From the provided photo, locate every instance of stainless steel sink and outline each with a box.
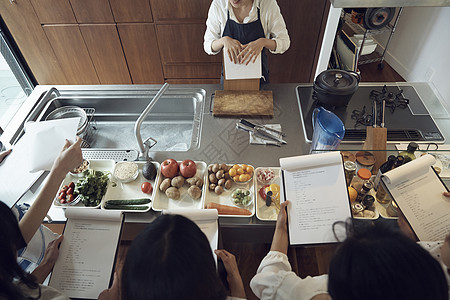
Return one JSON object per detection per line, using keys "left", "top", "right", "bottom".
{"left": 33, "top": 87, "right": 205, "bottom": 152}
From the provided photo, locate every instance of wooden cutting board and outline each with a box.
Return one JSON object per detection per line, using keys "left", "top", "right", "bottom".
{"left": 213, "top": 90, "right": 273, "bottom": 116}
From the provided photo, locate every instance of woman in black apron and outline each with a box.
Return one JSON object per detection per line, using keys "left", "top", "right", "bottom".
{"left": 204, "top": 0, "right": 290, "bottom": 86}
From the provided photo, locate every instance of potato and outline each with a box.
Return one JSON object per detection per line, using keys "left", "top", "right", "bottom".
{"left": 188, "top": 185, "right": 202, "bottom": 199}
{"left": 224, "top": 172, "right": 231, "bottom": 180}
{"left": 186, "top": 176, "right": 203, "bottom": 188}
{"left": 212, "top": 164, "right": 220, "bottom": 173}
{"left": 209, "top": 173, "right": 217, "bottom": 184}
{"left": 220, "top": 163, "right": 228, "bottom": 171}
{"left": 214, "top": 185, "right": 224, "bottom": 195}
{"left": 209, "top": 183, "right": 217, "bottom": 190}
{"left": 208, "top": 165, "right": 213, "bottom": 172}
{"left": 224, "top": 179, "right": 233, "bottom": 190}
{"left": 218, "top": 178, "right": 225, "bottom": 186}
{"left": 165, "top": 187, "right": 180, "bottom": 200}
{"left": 171, "top": 176, "right": 185, "bottom": 188}
{"left": 159, "top": 178, "right": 171, "bottom": 193}
{"left": 216, "top": 170, "right": 224, "bottom": 179}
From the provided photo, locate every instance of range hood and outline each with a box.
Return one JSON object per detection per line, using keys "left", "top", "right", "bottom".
{"left": 331, "top": 0, "right": 450, "bottom": 7}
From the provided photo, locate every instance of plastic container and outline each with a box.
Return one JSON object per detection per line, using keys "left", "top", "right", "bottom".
{"left": 310, "top": 107, "right": 345, "bottom": 153}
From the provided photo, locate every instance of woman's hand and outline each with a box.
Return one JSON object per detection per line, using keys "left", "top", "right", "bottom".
{"left": 51, "top": 136, "right": 83, "bottom": 177}
{"left": 222, "top": 36, "right": 244, "bottom": 64}
{"left": 239, "top": 38, "right": 276, "bottom": 65}
{"left": 98, "top": 272, "right": 120, "bottom": 300}
{"left": 215, "top": 249, "right": 246, "bottom": 299}
{"left": 270, "top": 200, "right": 290, "bottom": 254}
{"left": 31, "top": 235, "right": 64, "bottom": 283}
{"left": 0, "top": 149, "right": 12, "bottom": 163}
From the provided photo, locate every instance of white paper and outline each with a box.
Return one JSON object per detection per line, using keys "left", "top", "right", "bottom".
{"left": 26, "top": 118, "right": 79, "bottom": 172}
{"left": 163, "top": 209, "right": 219, "bottom": 261}
{"left": 381, "top": 154, "right": 450, "bottom": 241}
{"left": 280, "top": 152, "right": 351, "bottom": 245}
{"left": 224, "top": 51, "right": 262, "bottom": 80}
{"left": 49, "top": 208, "right": 123, "bottom": 299}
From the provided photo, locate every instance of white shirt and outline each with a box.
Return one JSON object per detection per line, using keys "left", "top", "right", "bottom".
{"left": 204, "top": 0, "right": 290, "bottom": 55}
{"left": 250, "top": 251, "right": 328, "bottom": 300}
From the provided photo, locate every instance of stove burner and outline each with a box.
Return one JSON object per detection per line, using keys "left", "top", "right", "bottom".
{"left": 351, "top": 106, "right": 373, "bottom": 127}
{"left": 369, "top": 85, "right": 410, "bottom": 113}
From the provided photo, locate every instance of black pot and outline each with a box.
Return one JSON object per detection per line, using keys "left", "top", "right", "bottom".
{"left": 313, "top": 69, "right": 360, "bottom": 107}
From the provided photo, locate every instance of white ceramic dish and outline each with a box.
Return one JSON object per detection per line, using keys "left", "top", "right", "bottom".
{"left": 352, "top": 190, "right": 380, "bottom": 220}
{"left": 53, "top": 159, "right": 115, "bottom": 209}
{"left": 152, "top": 161, "right": 207, "bottom": 211}
{"left": 204, "top": 163, "right": 255, "bottom": 217}
{"left": 102, "top": 161, "right": 160, "bottom": 213}
{"left": 255, "top": 167, "right": 283, "bottom": 221}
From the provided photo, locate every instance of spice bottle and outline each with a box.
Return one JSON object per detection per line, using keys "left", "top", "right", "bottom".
{"left": 356, "top": 181, "right": 373, "bottom": 203}
{"left": 374, "top": 155, "right": 396, "bottom": 204}
{"left": 361, "top": 195, "right": 375, "bottom": 209}
{"left": 398, "top": 142, "right": 418, "bottom": 163}
{"left": 350, "top": 168, "right": 372, "bottom": 192}
{"left": 344, "top": 161, "right": 357, "bottom": 186}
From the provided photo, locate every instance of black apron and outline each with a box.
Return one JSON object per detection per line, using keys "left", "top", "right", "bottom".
{"left": 222, "top": 7, "right": 269, "bottom": 84}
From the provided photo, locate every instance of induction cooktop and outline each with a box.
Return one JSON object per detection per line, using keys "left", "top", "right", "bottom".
{"left": 296, "top": 84, "right": 445, "bottom": 143}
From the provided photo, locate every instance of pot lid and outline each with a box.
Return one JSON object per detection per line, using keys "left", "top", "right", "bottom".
{"left": 315, "top": 69, "right": 358, "bottom": 95}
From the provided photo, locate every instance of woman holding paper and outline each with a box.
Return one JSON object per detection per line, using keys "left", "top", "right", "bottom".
{"left": 250, "top": 201, "right": 449, "bottom": 300}
{"left": 0, "top": 138, "right": 83, "bottom": 299}
{"left": 204, "top": 0, "right": 290, "bottom": 83}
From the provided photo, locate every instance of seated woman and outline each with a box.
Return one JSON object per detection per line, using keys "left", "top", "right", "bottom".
{"left": 0, "top": 138, "right": 83, "bottom": 300}
{"left": 102, "top": 214, "right": 246, "bottom": 300}
{"left": 250, "top": 201, "right": 449, "bottom": 300}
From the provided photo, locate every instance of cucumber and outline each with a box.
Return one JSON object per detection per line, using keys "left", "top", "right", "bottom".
{"left": 104, "top": 203, "right": 149, "bottom": 210}
{"left": 105, "top": 198, "right": 151, "bottom": 205}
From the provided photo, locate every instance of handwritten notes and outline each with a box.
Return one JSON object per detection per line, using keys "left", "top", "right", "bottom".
{"left": 280, "top": 152, "right": 351, "bottom": 245}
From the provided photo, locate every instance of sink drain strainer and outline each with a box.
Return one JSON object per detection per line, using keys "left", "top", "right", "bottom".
{"left": 81, "top": 149, "right": 139, "bottom": 162}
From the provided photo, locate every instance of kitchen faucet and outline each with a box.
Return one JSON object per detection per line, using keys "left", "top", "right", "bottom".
{"left": 134, "top": 83, "right": 169, "bottom": 160}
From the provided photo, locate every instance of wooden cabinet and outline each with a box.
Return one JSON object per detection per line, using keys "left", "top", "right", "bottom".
{"left": 43, "top": 25, "right": 99, "bottom": 84}
{"left": 2, "top": 0, "right": 329, "bottom": 85}
{"left": 29, "top": 0, "right": 76, "bottom": 24}
{"left": 117, "top": 24, "right": 164, "bottom": 83}
{"left": 109, "top": 0, "right": 153, "bottom": 23}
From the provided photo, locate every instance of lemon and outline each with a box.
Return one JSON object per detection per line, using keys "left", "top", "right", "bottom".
{"left": 348, "top": 186, "right": 358, "bottom": 202}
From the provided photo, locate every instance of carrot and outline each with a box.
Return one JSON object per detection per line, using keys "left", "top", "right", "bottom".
{"left": 206, "top": 202, "right": 252, "bottom": 215}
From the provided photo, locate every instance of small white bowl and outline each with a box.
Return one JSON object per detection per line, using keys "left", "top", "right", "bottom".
{"left": 231, "top": 188, "right": 253, "bottom": 207}
{"left": 70, "top": 159, "right": 90, "bottom": 177}
{"left": 113, "top": 162, "right": 139, "bottom": 183}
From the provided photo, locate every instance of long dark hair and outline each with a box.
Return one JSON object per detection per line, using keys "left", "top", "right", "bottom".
{"left": 121, "top": 214, "right": 227, "bottom": 300}
{"left": 328, "top": 223, "right": 448, "bottom": 300}
{"left": 0, "top": 201, "right": 40, "bottom": 300}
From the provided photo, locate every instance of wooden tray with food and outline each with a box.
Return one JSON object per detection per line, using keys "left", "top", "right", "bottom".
{"left": 204, "top": 163, "right": 255, "bottom": 217}
{"left": 53, "top": 159, "right": 115, "bottom": 209}
{"left": 255, "top": 167, "right": 284, "bottom": 221}
{"left": 152, "top": 160, "right": 207, "bottom": 211}
{"left": 101, "top": 161, "right": 160, "bottom": 213}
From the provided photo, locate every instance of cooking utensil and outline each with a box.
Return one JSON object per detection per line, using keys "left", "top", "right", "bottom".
{"left": 236, "top": 121, "right": 286, "bottom": 145}
{"left": 240, "top": 119, "right": 285, "bottom": 137}
{"left": 313, "top": 69, "right": 360, "bottom": 107}
{"left": 364, "top": 7, "right": 395, "bottom": 30}
{"left": 45, "top": 106, "right": 88, "bottom": 136}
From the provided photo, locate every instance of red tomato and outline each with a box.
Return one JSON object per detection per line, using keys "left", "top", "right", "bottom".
{"left": 66, "top": 194, "right": 74, "bottom": 203}
{"left": 141, "top": 182, "right": 153, "bottom": 194}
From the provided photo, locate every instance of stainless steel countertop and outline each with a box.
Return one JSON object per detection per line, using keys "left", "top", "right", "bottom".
{"left": 9, "top": 82, "right": 450, "bottom": 243}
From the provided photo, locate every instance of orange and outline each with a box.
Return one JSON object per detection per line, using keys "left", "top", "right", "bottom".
{"left": 233, "top": 175, "right": 240, "bottom": 182}
{"left": 229, "top": 168, "right": 237, "bottom": 177}
{"left": 245, "top": 165, "right": 254, "bottom": 174}
{"left": 236, "top": 168, "right": 244, "bottom": 175}
{"left": 348, "top": 186, "right": 358, "bottom": 202}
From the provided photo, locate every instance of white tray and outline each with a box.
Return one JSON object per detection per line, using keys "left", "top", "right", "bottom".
{"left": 101, "top": 161, "right": 160, "bottom": 213}
{"left": 352, "top": 189, "right": 380, "bottom": 220}
{"left": 204, "top": 164, "right": 255, "bottom": 217}
{"left": 255, "top": 167, "right": 283, "bottom": 221}
{"left": 53, "top": 159, "right": 115, "bottom": 209}
{"left": 152, "top": 161, "right": 206, "bottom": 211}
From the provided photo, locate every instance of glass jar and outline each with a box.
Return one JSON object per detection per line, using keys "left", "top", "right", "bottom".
{"left": 356, "top": 181, "right": 373, "bottom": 203}
{"left": 350, "top": 168, "right": 372, "bottom": 192}
{"left": 344, "top": 161, "right": 357, "bottom": 186}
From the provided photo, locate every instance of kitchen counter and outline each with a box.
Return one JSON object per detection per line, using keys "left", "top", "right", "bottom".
{"left": 9, "top": 82, "right": 450, "bottom": 243}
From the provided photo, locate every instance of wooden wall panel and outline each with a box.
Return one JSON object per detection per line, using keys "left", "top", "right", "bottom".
{"left": 70, "top": 0, "right": 114, "bottom": 23}
{"left": 109, "top": 0, "right": 153, "bottom": 23}
{"left": 30, "top": 0, "right": 76, "bottom": 24}
{"left": 0, "top": 0, "right": 68, "bottom": 84}
{"left": 150, "top": 0, "right": 210, "bottom": 22}
{"left": 43, "top": 25, "right": 99, "bottom": 84}
{"left": 80, "top": 24, "right": 131, "bottom": 84}
{"left": 117, "top": 23, "right": 164, "bottom": 84}
{"left": 163, "top": 63, "right": 221, "bottom": 79}
{"left": 156, "top": 24, "right": 221, "bottom": 64}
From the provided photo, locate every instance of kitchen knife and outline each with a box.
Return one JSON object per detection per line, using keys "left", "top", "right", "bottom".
{"left": 237, "top": 121, "right": 287, "bottom": 144}
{"left": 240, "top": 119, "right": 286, "bottom": 137}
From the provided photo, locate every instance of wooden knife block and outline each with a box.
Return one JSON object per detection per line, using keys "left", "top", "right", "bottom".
{"left": 363, "top": 126, "right": 387, "bottom": 173}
